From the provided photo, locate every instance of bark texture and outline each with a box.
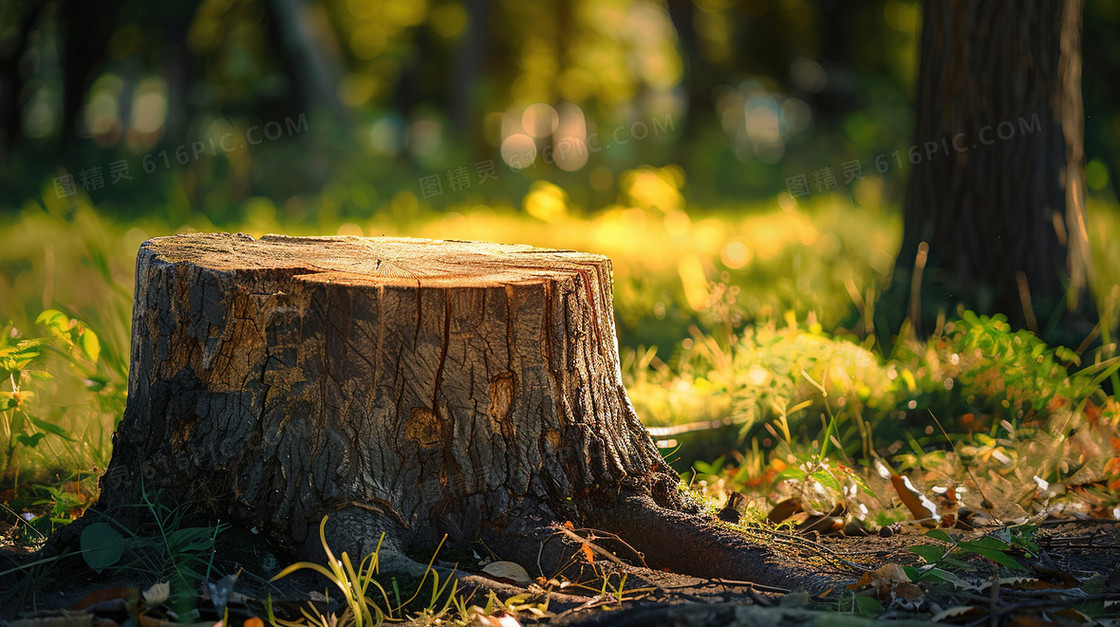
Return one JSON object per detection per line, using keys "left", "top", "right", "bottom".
{"left": 95, "top": 233, "right": 704, "bottom": 575}
{"left": 883, "top": 0, "right": 1093, "bottom": 344}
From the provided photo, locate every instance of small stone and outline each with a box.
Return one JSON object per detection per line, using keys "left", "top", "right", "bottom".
{"left": 716, "top": 506, "right": 741, "bottom": 524}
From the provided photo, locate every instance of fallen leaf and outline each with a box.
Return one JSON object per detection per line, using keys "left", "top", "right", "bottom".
{"left": 845, "top": 572, "right": 874, "bottom": 591}
{"left": 892, "top": 582, "right": 923, "bottom": 601}
{"left": 875, "top": 563, "right": 911, "bottom": 583}
{"left": 481, "top": 561, "right": 532, "bottom": 585}
{"left": 1030, "top": 562, "right": 1079, "bottom": 589}
{"left": 846, "top": 563, "right": 911, "bottom": 600}
{"left": 890, "top": 474, "right": 941, "bottom": 527}
{"left": 580, "top": 543, "right": 595, "bottom": 563}
{"left": 73, "top": 588, "right": 138, "bottom": 611}
{"left": 79, "top": 523, "right": 126, "bottom": 573}
{"left": 767, "top": 498, "right": 802, "bottom": 524}
{"left": 142, "top": 582, "right": 170, "bottom": 606}
{"left": 797, "top": 515, "right": 842, "bottom": 534}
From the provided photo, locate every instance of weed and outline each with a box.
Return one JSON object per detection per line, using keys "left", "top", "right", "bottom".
{"left": 268, "top": 516, "right": 463, "bottom": 627}
{"left": 269, "top": 516, "right": 394, "bottom": 627}
{"left": 75, "top": 485, "right": 227, "bottom": 614}
{"left": 1, "top": 309, "right": 125, "bottom": 490}
{"left": 904, "top": 527, "right": 1031, "bottom": 587}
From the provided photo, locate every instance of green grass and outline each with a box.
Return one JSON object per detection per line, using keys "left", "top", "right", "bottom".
{"left": 1, "top": 172, "right": 1119, "bottom": 544}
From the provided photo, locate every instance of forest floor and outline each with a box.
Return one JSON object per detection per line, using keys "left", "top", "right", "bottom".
{"left": 3, "top": 514, "right": 1119, "bottom": 626}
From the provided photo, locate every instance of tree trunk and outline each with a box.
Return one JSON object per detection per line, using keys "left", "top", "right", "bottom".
{"left": 882, "top": 0, "right": 1093, "bottom": 346}
{"left": 87, "top": 233, "right": 813, "bottom": 587}
{"left": 262, "top": 0, "right": 346, "bottom": 119}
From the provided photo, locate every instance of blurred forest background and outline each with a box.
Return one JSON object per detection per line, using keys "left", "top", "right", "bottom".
{"left": 2, "top": 0, "right": 1120, "bottom": 206}
{"left": 2, "top": 0, "right": 1120, "bottom": 354}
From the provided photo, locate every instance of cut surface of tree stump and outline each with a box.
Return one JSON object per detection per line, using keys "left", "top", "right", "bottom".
{"left": 91, "top": 233, "right": 818, "bottom": 589}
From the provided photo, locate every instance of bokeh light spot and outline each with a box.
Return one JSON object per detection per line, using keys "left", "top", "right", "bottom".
{"left": 501, "top": 133, "right": 537, "bottom": 170}
{"left": 521, "top": 103, "right": 559, "bottom": 138}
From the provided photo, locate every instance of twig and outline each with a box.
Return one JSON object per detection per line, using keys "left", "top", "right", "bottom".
{"left": 544, "top": 525, "right": 644, "bottom": 570}
{"left": 709, "top": 578, "right": 792, "bottom": 596}
{"left": 572, "top": 527, "right": 648, "bottom": 569}
{"left": 1035, "top": 517, "right": 1120, "bottom": 527}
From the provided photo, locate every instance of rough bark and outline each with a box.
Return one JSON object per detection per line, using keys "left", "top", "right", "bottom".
{"left": 882, "top": 0, "right": 1093, "bottom": 345}
{"left": 84, "top": 233, "right": 812, "bottom": 588}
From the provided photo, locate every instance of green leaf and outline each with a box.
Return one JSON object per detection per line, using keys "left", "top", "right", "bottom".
{"left": 811, "top": 469, "right": 842, "bottom": 493}
{"left": 774, "top": 466, "right": 807, "bottom": 482}
{"left": 79, "top": 329, "right": 101, "bottom": 363}
{"left": 959, "top": 537, "right": 1012, "bottom": 552}
{"left": 16, "top": 433, "right": 45, "bottom": 447}
{"left": 0, "top": 391, "right": 18, "bottom": 411}
{"left": 918, "top": 567, "right": 973, "bottom": 589}
{"left": 907, "top": 544, "right": 947, "bottom": 564}
{"left": 26, "top": 414, "right": 75, "bottom": 440}
{"left": 958, "top": 545, "right": 1025, "bottom": 571}
{"left": 1054, "top": 346, "right": 1080, "bottom": 366}
{"left": 36, "top": 309, "right": 69, "bottom": 332}
{"left": 81, "top": 522, "right": 125, "bottom": 573}
{"left": 940, "top": 557, "right": 973, "bottom": 569}
{"left": 925, "top": 529, "right": 956, "bottom": 543}
{"left": 852, "top": 594, "right": 884, "bottom": 617}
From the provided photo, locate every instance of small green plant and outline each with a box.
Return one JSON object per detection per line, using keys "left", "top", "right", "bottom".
{"left": 78, "top": 485, "right": 227, "bottom": 612}
{"left": 269, "top": 516, "right": 394, "bottom": 627}
{"left": 841, "top": 589, "right": 884, "bottom": 618}
{"left": 1, "top": 322, "right": 64, "bottom": 482}
{"left": 453, "top": 588, "right": 553, "bottom": 626}
{"left": 1, "top": 309, "right": 126, "bottom": 489}
{"left": 269, "top": 517, "right": 465, "bottom": 627}
{"left": 904, "top": 527, "right": 1029, "bottom": 587}
{"left": 599, "top": 572, "right": 630, "bottom": 610}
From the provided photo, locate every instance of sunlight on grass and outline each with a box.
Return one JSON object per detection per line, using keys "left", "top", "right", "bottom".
{"left": 1, "top": 178, "right": 1119, "bottom": 536}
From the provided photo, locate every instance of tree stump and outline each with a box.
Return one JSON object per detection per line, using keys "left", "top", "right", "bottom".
{"left": 93, "top": 233, "right": 813, "bottom": 588}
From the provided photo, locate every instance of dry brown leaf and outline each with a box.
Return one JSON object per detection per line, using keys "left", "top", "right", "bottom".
{"left": 142, "top": 582, "right": 170, "bottom": 606}
{"left": 767, "top": 497, "right": 802, "bottom": 524}
{"left": 72, "top": 588, "right": 138, "bottom": 611}
{"left": 930, "top": 606, "right": 981, "bottom": 622}
{"left": 1053, "top": 607, "right": 1093, "bottom": 623}
{"left": 890, "top": 474, "right": 940, "bottom": 527}
{"left": 846, "top": 563, "right": 912, "bottom": 601}
{"left": 874, "top": 563, "right": 911, "bottom": 583}
{"left": 580, "top": 542, "right": 595, "bottom": 563}
{"left": 892, "top": 582, "right": 923, "bottom": 601}
{"left": 1030, "top": 562, "right": 1080, "bottom": 589}
{"left": 845, "top": 572, "right": 874, "bottom": 591}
